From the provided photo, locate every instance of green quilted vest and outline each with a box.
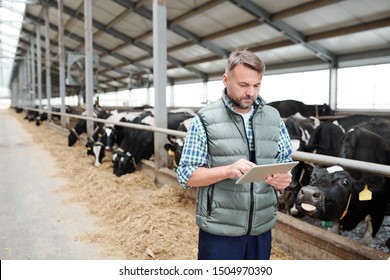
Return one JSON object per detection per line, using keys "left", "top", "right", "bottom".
{"left": 196, "top": 92, "right": 281, "bottom": 236}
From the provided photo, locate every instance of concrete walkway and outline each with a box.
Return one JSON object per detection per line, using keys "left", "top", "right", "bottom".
{"left": 0, "top": 108, "right": 107, "bottom": 259}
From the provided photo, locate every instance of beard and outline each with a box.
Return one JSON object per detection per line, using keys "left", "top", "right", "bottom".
{"left": 227, "top": 94, "right": 256, "bottom": 110}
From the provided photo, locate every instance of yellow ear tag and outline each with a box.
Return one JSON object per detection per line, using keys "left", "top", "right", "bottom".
{"left": 359, "top": 185, "right": 372, "bottom": 201}
{"left": 98, "top": 133, "right": 102, "bottom": 138}
{"left": 167, "top": 149, "right": 175, "bottom": 157}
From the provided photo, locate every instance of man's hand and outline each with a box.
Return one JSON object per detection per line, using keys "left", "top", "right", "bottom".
{"left": 265, "top": 172, "right": 292, "bottom": 190}
{"left": 226, "top": 158, "right": 256, "bottom": 179}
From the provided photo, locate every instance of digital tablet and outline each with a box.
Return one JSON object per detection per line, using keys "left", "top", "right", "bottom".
{"left": 235, "top": 161, "right": 299, "bottom": 184}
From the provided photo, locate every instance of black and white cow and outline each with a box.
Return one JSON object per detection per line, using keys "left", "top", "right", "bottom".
{"left": 296, "top": 165, "right": 389, "bottom": 245}
{"left": 277, "top": 113, "right": 319, "bottom": 216}
{"left": 67, "top": 108, "right": 111, "bottom": 146}
{"left": 112, "top": 111, "right": 155, "bottom": 177}
{"left": 89, "top": 109, "right": 156, "bottom": 167}
{"left": 267, "top": 99, "right": 333, "bottom": 118}
{"left": 85, "top": 124, "right": 107, "bottom": 167}
{"left": 297, "top": 120, "right": 390, "bottom": 245}
{"left": 338, "top": 121, "right": 390, "bottom": 180}
{"left": 284, "top": 113, "right": 319, "bottom": 148}
{"left": 111, "top": 109, "right": 195, "bottom": 177}
{"left": 103, "top": 110, "right": 150, "bottom": 151}
{"left": 164, "top": 116, "right": 194, "bottom": 170}
{"left": 68, "top": 119, "right": 88, "bottom": 147}
{"left": 306, "top": 121, "right": 345, "bottom": 156}
{"left": 25, "top": 106, "right": 40, "bottom": 122}
{"left": 333, "top": 114, "right": 390, "bottom": 132}
{"left": 280, "top": 118, "right": 390, "bottom": 217}
{"left": 35, "top": 105, "right": 69, "bottom": 126}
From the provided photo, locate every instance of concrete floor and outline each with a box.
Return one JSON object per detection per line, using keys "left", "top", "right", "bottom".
{"left": 0, "top": 108, "right": 107, "bottom": 259}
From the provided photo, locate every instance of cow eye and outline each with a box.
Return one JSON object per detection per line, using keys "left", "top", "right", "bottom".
{"left": 341, "top": 179, "right": 349, "bottom": 187}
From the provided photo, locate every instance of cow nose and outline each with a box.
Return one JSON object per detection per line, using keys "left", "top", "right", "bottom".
{"left": 300, "top": 186, "right": 321, "bottom": 199}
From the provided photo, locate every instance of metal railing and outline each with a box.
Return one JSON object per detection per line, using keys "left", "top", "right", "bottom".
{"left": 23, "top": 107, "right": 390, "bottom": 178}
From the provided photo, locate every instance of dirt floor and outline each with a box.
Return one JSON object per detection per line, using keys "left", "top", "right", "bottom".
{"left": 13, "top": 110, "right": 293, "bottom": 260}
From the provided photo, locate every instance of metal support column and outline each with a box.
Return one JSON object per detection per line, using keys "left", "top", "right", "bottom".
{"left": 84, "top": 0, "right": 95, "bottom": 136}
{"left": 22, "top": 62, "right": 26, "bottom": 108}
{"left": 153, "top": 0, "right": 168, "bottom": 174}
{"left": 36, "top": 24, "right": 43, "bottom": 111}
{"left": 26, "top": 48, "right": 31, "bottom": 106}
{"left": 329, "top": 62, "right": 338, "bottom": 111}
{"left": 169, "top": 79, "right": 175, "bottom": 107}
{"left": 44, "top": 5, "right": 52, "bottom": 119}
{"left": 58, "top": 0, "right": 67, "bottom": 127}
{"left": 203, "top": 77, "right": 208, "bottom": 105}
{"left": 30, "top": 37, "right": 36, "bottom": 107}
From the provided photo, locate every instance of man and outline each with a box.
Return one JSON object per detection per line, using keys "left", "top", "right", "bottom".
{"left": 176, "top": 49, "right": 293, "bottom": 260}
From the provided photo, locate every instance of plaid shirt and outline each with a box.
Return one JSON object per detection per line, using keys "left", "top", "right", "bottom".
{"left": 176, "top": 99, "right": 293, "bottom": 188}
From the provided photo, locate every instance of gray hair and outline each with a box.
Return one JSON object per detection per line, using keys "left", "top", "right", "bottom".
{"left": 225, "top": 49, "right": 266, "bottom": 75}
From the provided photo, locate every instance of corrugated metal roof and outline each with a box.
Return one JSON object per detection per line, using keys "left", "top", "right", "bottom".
{"left": 7, "top": 0, "right": 390, "bottom": 96}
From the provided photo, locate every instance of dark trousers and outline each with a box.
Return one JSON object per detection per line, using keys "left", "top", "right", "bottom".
{"left": 198, "top": 229, "right": 272, "bottom": 260}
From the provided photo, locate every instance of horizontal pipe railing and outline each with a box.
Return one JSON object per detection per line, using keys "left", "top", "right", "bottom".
{"left": 291, "top": 151, "right": 390, "bottom": 178}
{"left": 23, "top": 107, "right": 390, "bottom": 178}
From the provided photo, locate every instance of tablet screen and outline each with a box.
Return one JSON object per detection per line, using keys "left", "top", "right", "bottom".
{"left": 235, "top": 161, "right": 299, "bottom": 184}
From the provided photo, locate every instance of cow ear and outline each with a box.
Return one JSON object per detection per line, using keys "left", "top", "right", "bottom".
{"left": 167, "top": 135, "right": 176, "bottom": 144}
{"left": 360, "top": 175, "right": 385, "bottom": 188}
{"left": 164, "top": 143, "right": 173, "bottom": 151}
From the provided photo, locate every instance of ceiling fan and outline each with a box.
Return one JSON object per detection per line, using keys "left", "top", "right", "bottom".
{"left": 66, "top": 52, "right": 99, "bottom": 86}
{"left": 129, "top": 68, "right": 150, "bottom": 90}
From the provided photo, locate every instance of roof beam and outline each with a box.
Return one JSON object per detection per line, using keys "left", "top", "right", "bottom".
{"left": 228, "top": 0, "right": 336, "bottom": 63}
{"left": 271, "top": 0, "right": 345, "bottom": 20}
{"left": 19, "top": 25, "right": 129, "bottom": 90}
{"left": 113, "top": 0, "right": 229, "bottom": 62}
{"left": 23, "top": 12, "right": 134, "bottom": 73}
{"left": 45, "top": 0, "right": 149, "bottom": 69}
{"left": 45, "top": 0, "right": 206, "bottom": 78}
{"left": 307, "top": 17, "right": 390, "bottom": 41}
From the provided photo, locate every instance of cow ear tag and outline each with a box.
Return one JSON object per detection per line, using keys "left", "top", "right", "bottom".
{"left": 321, "top": 221, "right": 334, "bottom": 228}
{"left": 359, "top": 185, "right": 372, "bottom": 201}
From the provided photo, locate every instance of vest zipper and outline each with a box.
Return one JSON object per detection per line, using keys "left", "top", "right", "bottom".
{"left": 207, "top": 185, "right": 215, "bottom": 216}
{"left": 246, "top": 116, "right": 256, "bottom": 235}
{"left": 247, "top": 184, "right": 254, "bottom": 234}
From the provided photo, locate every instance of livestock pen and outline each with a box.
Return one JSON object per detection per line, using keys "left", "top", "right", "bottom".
{"left": 15, "top": 106, "right": 390, "bottom": 259}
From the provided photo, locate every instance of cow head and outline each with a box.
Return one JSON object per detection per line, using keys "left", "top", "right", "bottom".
{"left": 111, "top": 115, "right": 154, "bottom": 177}
{"left": 104, "top": 126, "right": 117, "bottom": 151}
{"left": 164, "top": 136, "right": 185, "bottom": 170}
{"left": 85, "top": 128, "right": 107, "bottom": 167}
{"left": 318, "top": 103, "right": 333, "bottom": 116}
{"left": 112, "top": 148, "right": 137, "bottom": 177}
{"left": 296, "top": 165, "right": 386, "bottom": 222}
{"left": 278, "top": 161, "right": 313, "bottom": 216}
{"left": 35, "top": 112, "right": 48, "bottom": 126}
{"left": 68, "top": 128, "right": 79, "bottom": 146}
{"left": 296, "top": 165, "right": 354, "bottom": 221}
{"left": 164, "top": 117, "right": 193, "bottom": 170}
{"left": 68, "top": 119, "right": 87, "bottom": 147}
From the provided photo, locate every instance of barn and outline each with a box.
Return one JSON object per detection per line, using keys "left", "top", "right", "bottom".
{"left": 1, "top": 0, "right": 390, "bottom": 272}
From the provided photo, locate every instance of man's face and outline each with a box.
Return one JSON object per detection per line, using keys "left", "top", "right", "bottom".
{"left": 223, "top": 64, "right": 262, "bottom": 113}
